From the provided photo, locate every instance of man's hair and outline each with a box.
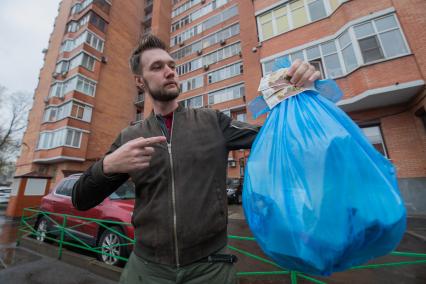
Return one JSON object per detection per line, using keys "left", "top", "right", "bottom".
{"left": 129, "top": 34, "right": 167, "bottom": 75}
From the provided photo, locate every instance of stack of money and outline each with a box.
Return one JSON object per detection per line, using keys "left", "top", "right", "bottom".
{"left": 258, "top": 68, "right": 314, "bottom": 109}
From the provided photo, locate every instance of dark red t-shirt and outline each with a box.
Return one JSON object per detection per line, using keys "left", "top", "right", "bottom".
{"left": 162, "top": 112, "right": 173, "bottom": 135}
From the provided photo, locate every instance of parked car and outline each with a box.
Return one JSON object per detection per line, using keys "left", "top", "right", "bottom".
{"left": 226, "top": 178, "right": 242, "bottom": 204}
{"left": 34, "top": 174, "right": 135, "bottom": 266}
{"left": 0, "top": 186, "right": 12, "bottom": 204}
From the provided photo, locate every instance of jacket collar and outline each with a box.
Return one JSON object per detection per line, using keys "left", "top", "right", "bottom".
{"left": 147, "top": 103, "right": 186, "bottom": 122}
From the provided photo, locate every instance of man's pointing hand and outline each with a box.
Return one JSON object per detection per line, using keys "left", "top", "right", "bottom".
{"left": 103, "top": 136, "right": 167, "bottom": 175}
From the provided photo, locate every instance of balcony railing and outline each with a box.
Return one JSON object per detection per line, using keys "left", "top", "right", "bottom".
{"left": 135, "top": 93, "right": 145, "bottom": 106}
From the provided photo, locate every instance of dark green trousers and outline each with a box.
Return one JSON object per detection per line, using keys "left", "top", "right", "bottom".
{"left": 119, "top": 250, "right": 237, "bottom": 284}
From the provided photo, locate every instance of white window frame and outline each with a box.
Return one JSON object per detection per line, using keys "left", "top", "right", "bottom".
{"left": 208, "top": 82, "right": 245, "bottom": 105}
{"left": 260, "top": 13, "right": 410, "bottom": 79}
{"left": 49, "top": 74, "right": 97, "bottom": 98}
{"left": 36, "top": 127, "right": 87, "bottom": 150}
{"left": 257, "top": 0, "right": 347, "bottom": 42}
{"left": 170, "top": 5, "right": 238, "bottom": 47}
{"left": 42, "top": 100, "right": 93, "bottom": 123}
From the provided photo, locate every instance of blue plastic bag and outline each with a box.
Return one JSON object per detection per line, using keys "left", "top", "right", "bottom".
{"left": 243, "top": 58, "right": 406, "bottom": 276}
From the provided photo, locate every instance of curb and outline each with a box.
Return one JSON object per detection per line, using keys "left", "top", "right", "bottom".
{"left": 18, "top": 236, "right": 122, "bottom": 281}
{"left": 406, "top": 230, "right": 426, "bottom": 242}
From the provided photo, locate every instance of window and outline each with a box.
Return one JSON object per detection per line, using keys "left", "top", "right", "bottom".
{"left": 170, "top": 5, "right": 238, "bottom": 47}
{"left": 262, "top": 14, "right": 409, "bottom": 78}
{"left": 49, "top": 75, "right": 97, "bottom": 98}
{"left": 89, "top": 12, "right": 107, "bottom": 32}
{"left": 180, "top": 75, "right": 204, "bottom": 93}
{"left": 76, "top": 76, "right": 96, "bottom": 96}
{"left": 208, "top": 62, "right": 243, "bottom": 84}
{"left": 171, "top": 0, "right": 229, "bottom": 32}
{"left": 55, "top": 179, "right": 77, "bottom": 197}
{"left": 208, "top": 83, "right": 245, "bottom": 105}
{"left": 171, "top": 23, "right": 239, "bottom": 60}
{"left": 338, "top": 31, "right": 357, "bottom": 72}
{"left": 354, "top": 15, "right": 407, "bottom": 63}
{"left": 69, "top": 52, "right": 96, "bottom": 71}
{"left": 62, "top": 31, "right": 105, "bottom": 53}
{"left": 71, "top": 102, "right": 85, "bottom": 119}
{"left": 290, "top": 0, "right": 308, "bottom": 28}
{"left": 361, "top": 126, "right": 388, "bottom": 157}
{"left": 85, "top": 31, "right": 104, "bottom": 51}
{"left": 81, "top": 53, "right": 95, "bottom": 70}
{"left": 202, "top": 42, "right": 241, "bottom": 65}
{"left": 70, "top": 3, "right": 81, "bottom": 15}
{"left": 172, "top": 0, "right": 201, "bottom": 17}
{"left": 257, "top": 0, "right": 346, "bottom": 41}
{"left": 176, "top": 58, "right": 202, "bottom": 75}
{"left": 37, "top": 128, "right": 84, "bottom": 150}
{"left": 307, "top": 0, "right": 327, "bottom": 21}
{"left": 65, "top": 11, "right": 107, "bottom": 34}
{"left": 221, "top": 109, "right": 231, "bottom": 116}
{"left": 176, "top": 42, "right": 240, "bottom": 76}
{"left": 55, "top": 61, "right": 69, "bottom": 73}
{"left": 180, "top": 95, "right": 203, "bottom": 108}
{"left": 236, "top": 112, "right": 247, "bottom": 122}
{"left": 321, "top": 41, "right": 343, "bottom": 77}
{"left": 43, "top": 101, "right": 92, "bottom": 123}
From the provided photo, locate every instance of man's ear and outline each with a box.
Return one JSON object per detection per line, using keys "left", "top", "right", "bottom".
{"left": 134, "top": 75, "right": 145, "bottom": 92}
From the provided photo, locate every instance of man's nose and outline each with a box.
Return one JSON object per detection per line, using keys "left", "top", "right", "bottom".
{"left": 164, "top": 65, "right": 175, "bottom": 78}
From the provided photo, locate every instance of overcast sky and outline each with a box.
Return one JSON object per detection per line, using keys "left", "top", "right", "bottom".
{"left": 0, "top": 0, "right": 61, "bottom": 96}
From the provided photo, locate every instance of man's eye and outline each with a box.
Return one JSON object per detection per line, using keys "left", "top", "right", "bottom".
{"left": 152, "top": 65, "right": 161, "bottom": 70}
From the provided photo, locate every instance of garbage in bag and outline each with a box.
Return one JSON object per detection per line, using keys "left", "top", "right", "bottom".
{"left": 243, "top": 57, "right": 406, "bottom": 276}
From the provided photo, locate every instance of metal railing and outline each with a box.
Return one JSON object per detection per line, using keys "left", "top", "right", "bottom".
{"left": 17, "top": 208, "right": 133, "bottom": 263}
{"left": 17, "top": 208, "right": 426, "bottom": 283}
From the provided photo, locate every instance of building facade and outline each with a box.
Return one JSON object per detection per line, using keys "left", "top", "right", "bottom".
{"left": 13, "top": 0, "right": 426, "bottom": 214}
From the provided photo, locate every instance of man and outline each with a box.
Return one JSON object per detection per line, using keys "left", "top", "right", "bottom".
{"left": 72, "top": 34, "right": 320, "bottom": 283}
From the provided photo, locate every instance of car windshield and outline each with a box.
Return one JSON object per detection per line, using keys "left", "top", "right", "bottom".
{"left": 109, "top": 181, "right": 135, "bottom": 200}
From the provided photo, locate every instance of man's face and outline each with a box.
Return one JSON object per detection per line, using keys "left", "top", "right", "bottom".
{"left": 139, "top": 49, "right": 181, "bottom": 102}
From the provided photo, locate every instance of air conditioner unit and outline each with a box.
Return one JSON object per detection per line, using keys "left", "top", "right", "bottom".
{"left": 43, "top": 97, "right": 49, "bottom": 104}
{"left": 101, "top": 56, "right": 108, "bottom": 63}
{"left": 52, "top": 72, "right": 59, "bottom": 78}
{"left": 61, "top": 71, "right": 68, "bottom": 77}
{"left": 179, "top": 41, "right": 185, "bottom": 47}
{"left": 220, "top": 39, "right": 226, "bottom": 46}
{"left": 228, "top": 159, "right": 237, "bottom": 168}
{"left": 238, "top": 51, "right": 243, "bottom": 57}
{"left": 203, "top": 64, "right": 209, "bottom": 71}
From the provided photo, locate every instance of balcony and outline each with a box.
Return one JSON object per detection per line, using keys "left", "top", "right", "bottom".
{"left": 135, "top": 93, "right": 145, "bottom": 107}
{"left": 145, "top": 0, "right": 153, "bottom": 13}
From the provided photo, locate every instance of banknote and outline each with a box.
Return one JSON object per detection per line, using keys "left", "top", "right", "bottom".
{"left": 258, "top": 68, "right": 314, "bottom": 109}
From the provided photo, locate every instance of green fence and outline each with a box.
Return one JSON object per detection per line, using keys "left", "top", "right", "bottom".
{"left": 17, "top": 208, "right": 426, "bottom": 283}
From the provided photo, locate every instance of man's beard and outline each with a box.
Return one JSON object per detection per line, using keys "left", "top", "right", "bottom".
{"left": 144, "top": 80, "right": 181, "bottom": 102}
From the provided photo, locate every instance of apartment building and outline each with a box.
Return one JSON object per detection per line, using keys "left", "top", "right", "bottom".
{"left": 12, "top": 0, "right": 426, "bottom": 214}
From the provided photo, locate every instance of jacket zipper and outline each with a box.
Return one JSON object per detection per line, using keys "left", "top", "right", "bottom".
{"left": 159, "top": 114, "right": 180, "bottom": 267}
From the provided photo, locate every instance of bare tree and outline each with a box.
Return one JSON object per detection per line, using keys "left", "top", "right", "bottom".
{"left": 0, "top": 85, "right": 32, "bottom": 177}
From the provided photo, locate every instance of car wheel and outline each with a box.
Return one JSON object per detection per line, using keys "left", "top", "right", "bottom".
{"left": 97, "top": 226, "right": 128, "bottom": 267}
{"left": 34, "top": 216, "right": 53, "bottom": 243}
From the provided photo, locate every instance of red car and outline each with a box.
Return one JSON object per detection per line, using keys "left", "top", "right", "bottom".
{"left": 34, "top": 174, "right": 135, "bottom": 266}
